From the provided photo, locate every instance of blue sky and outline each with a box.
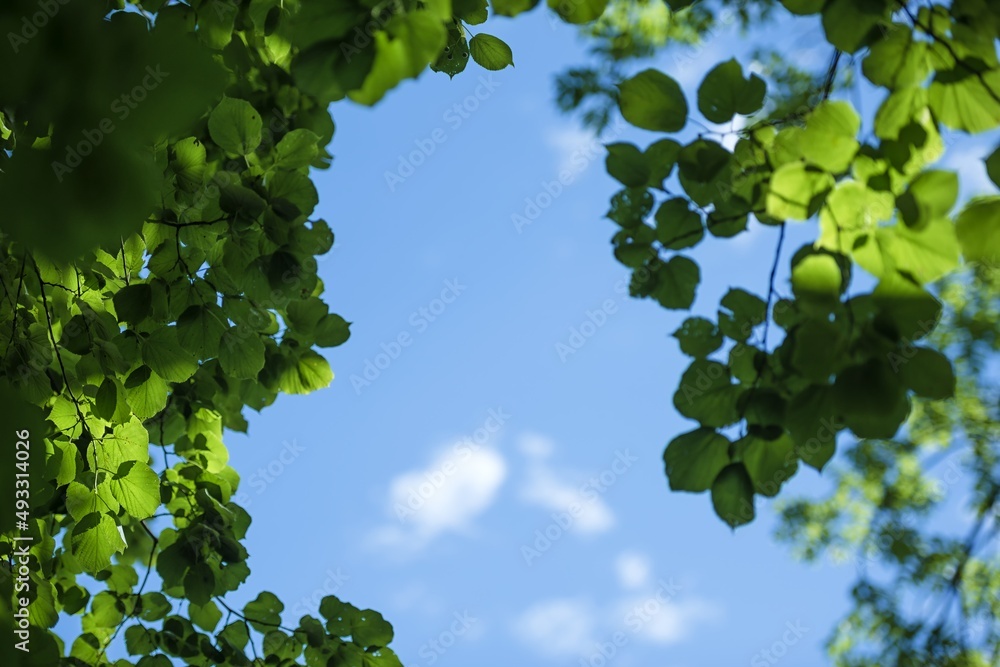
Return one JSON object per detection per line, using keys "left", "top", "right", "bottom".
{"left": 214, "top": 7, "right": 996, "bottom": 667}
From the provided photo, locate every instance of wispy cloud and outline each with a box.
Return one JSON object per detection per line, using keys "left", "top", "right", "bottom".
{"left": 513, "top": 554, "right": 722, "bottom": 660}
{"left": 369, "top": 441, "right": 507, "bottom": 553}
{"left": 511, "top": 598, "right": 598, "bottom": 658}
{"left": 545, "top": 126, "right": 599, "bottom": 176}
{"left": 616, "top": 551, "right": 652, "bottom": 590}
{"left": 517, "top": 434, "right": 615, "bottom": 534}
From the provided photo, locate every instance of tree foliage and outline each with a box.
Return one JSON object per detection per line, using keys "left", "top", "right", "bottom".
{"left": 0, "top": 0, "right": 537, "bottom": 664}
{"left": 587, "top": 0, "right": 1000, "bottom": 528}
{"left": 0, "top": 0, "right": 998, "bottom": 664}
{"left": 778, "top": 265, "right": 1000, "bottom": 666}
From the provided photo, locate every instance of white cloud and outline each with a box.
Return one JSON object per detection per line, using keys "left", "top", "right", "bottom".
{"left": 518, "top": 434, "right": 615, "bottom": 534}
{"left": 615, "top": 595, "right": 721, "bottom": 645}
{"left": 369, "top": 442, "right": 507, "bottom": 552}
{"left": 544, "top": 126, "right": 603, "bottom": 177}
{"left": 511, "top": 557, "right": 722, "bottom": 659}
{"left": 511, "top": 598, "right": 597, "bottom": 658}
{"left": 615, "top": 552, "right": 652, "bottom": 590}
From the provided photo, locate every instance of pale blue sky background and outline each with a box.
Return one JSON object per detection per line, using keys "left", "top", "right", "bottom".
{"left": 210, "top": 6, "right": 995, "bottom": 667}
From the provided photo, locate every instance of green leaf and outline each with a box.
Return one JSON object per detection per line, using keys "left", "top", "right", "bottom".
{"left": 321, "top": 596, "right": 358, "bottom": 636}
{"left": 711, "top": 463, "right": 755, "bottom": 528}
{"left": 897, "top": 170, "right": 958, "bottom": 230}
{"left": 799, "top": 101, "right": 860, "bottom": 173}
{"left": 737, "top": 433, "right": 797, "bottom": 497}
{"left": 218, "top": 328, "right": 266, "bottom": 379}
{"left": 547, "top": 0, "right": 609, "bottom": 23}
{"left": 672, "top": 317, "right": 723, "bottom": 358}
{"left": 208, "top": 97, "right": 263, "bottom": 156}
{"left": 862, "top": 25, "right": 929, "bottom": 89}
{"left": 872, "top": 272, "right": 942, "bottom": 340}
{"left": 896, "top": 347, "right": 955, "bottom": 399}
{"left": 780, "top": 0, "right": 823, "bottom": 14}
{"left": 655, "top": 198, "right": 703, "bottom": 250}
{"left": 881, "top": 216, "right": 961, "bottom": 284}
{"left": 315, "top": 314, "right": 352, "bottom": 348}
{"left": 817, "top": 180, "right": 894, "bottom": 256}
{"left": 786, "top": 385, "right": 839, "bottom": 470}
{"left": 790, "top": 319, "right": 843, "bottom": 383}
{"left": 109, "top": 461, "right": 161, "bottom": 520}
{"left": 673, "top": 360, "right": 741, "bottom": 427}
{"left": 431, "top": 23, "right": 471, "bottom": 78}
{"left": 618, "top": 69, "right": 688, "bottom": 133}
{"left": 184, "top": 562, "right": 216, "bottom": 606}
{"left": 676, "top": 139, "right": 732, "bottom": 207}
{"left": 113, "top": 284, "right": 152, "bottom": 325}
{"left": 141, "top": 327, "right": 199, "bottom": 383}
{"left": 929, "top": 67, "right": 1000, "bottom": 134}
{"left": 651, "top": 255, "right": 699, "bottom": 309}
{"left": 986, "top": 145, "right": 1000, "bottom": 188}
{"left": 697, "top": 58, "right": 766, "bottom": 124}
{"left": 469, "top": 34, "right": 514, "bottom": 71}
{"left": 95, "top": 378, "right": 120, "bottom": 422}
{"left": 124, "top": 626, "right": 157, "bottom": 656}
{"left": 605, "top": 143, "right": 651, "bottom": 188}
{"left": 348, "top": 13, "right": 448, "bottom": 106}
{"left": 766, "top": 163, "right": 834, "bottom": 221}
{"left": 280, "top": 350, "right": 333, "bottom": 394}
{"left": 140, "top": 593, "right": 172, "bottom": 622}
{"left": 353, "top": 610, "right": 395, "bottom": 647}
{"left": 821, "top": 0, "right": 890, "bottom": 53}
{"left": 219, "top": 621, "right": 251, "bottom": 651}
{"left": 124, "top": 366, "right": 169, "bottom": 421}
{"left": 834, "top": 359, "right": 910, "bottom": 439}
{"left": 273, "top": 129, "right": 322, "bottom": 170}
{"left": 171, "top": 137, "right": 207, "bottom": 190}
{"left": 65, "top": 481, "right": 118, "bottom": 522}
{"left": 244, "top": 592, "right": 283, "bottom": 632}
{"left": 71, "top": 512, "right": 127, "bottom": 573}
{"left": 199, "top": 0, "right": 237, "bottom": 48}
{"left": 177, "top": 304, "right": 229, "bottom": 358}
{"left": 454, "top": 0, "right": 489, "bottom": 23}
{"left": 791, "top": 253, "right": 844, "bottom": 303}
{"left": 663, "top": 428, "right": 731, "bottom": 492}
{"left": 955, "top": 197, "right": 1000, "bottom": 264}
{"left": 489, "top": 0, "right": 540, "bottom": 17}
{"left": 268, "top": 170, "right": 319, "bottom": 221}
{"left": 718, "top": 288, "right": 766, "bottom": 342}
{"left": 285, "top": 297, "right": 328, "bottom": 336}
{"left": 644, "top": 138, "right": 681, "bottom": 189}
{"left": 101, "top": 418, "right": 150, "bottom": 472}
{"left": 874, "top": 87, "right": 928, "bottom": 140}
{"left": 189, "top": 600, "right": 223, "bottom": 632}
